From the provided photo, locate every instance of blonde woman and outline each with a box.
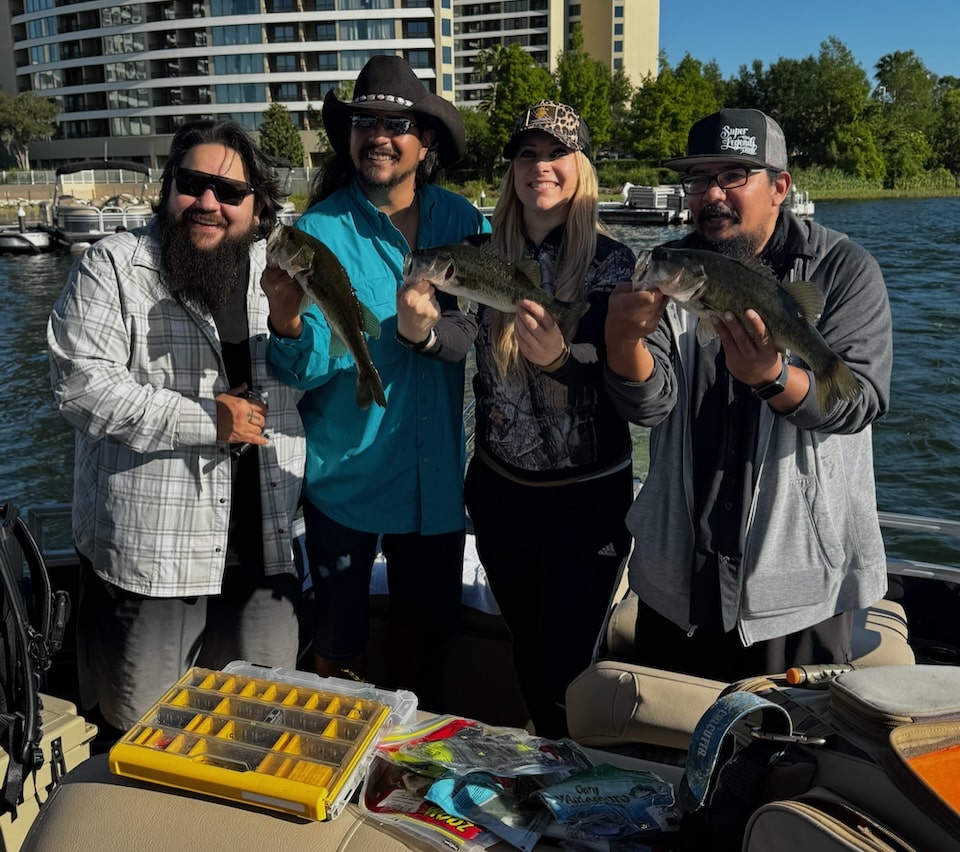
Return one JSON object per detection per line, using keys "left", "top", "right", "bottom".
{"left": 464, "top": 101, "right": 637, "bottom": 738}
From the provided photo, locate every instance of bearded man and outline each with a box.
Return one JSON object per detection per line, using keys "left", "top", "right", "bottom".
{"left": 48, "top": 120, "right": 305, "bottom": 748}
{"left": 604, "top": 109, "right": 892, "bottom": 682}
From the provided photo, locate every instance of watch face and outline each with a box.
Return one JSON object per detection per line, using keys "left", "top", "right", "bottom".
{"left": 752, "top": 358, "right": 789, "bottom": 399}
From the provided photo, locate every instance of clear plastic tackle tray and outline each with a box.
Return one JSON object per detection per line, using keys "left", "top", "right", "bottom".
{"left": 108, "top": 663, "right": 417, "bottom": 821}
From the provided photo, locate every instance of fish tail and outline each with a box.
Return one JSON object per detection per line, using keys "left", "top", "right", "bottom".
{"left": 356, "top": 364, "right": 387, "bottom": 410}
{"left": 816, "top": 357, "right": 861, "bottom": 413}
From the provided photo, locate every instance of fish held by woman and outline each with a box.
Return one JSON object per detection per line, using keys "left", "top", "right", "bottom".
{"left": 402, "top": 243, "right": 590, "bottom": 337}
{"left": 266, "top": 223, "right": 386, "bottom": 409}
{"left": 633, "top": 246, "right": 860, "bottom": 414}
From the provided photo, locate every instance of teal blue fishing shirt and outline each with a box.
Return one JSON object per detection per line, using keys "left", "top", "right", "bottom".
{"left": 268, "top": 181, "right": 490, "bottom": 535}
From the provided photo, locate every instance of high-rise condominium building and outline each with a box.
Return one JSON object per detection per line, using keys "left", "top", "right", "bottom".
{"left": 1, "top": 0, "right": 657, "bottom": 168}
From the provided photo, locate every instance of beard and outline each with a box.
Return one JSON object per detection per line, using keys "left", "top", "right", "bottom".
{"left": 694, "top": 204, "right": 763, "bottom": 259}
{"left": 159, "top": 208, "right": 259, "bottom": 313}
{"left": 355, "top": 144, "right": 418, "bottom": 192}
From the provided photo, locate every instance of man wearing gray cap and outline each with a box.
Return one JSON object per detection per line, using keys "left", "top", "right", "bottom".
{"left": 603, "top": 108, "right": 893, "bottom": 680}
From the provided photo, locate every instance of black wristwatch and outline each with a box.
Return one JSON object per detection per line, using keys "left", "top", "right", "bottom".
{"left": 396, "top": 327, "right": 436, "bottom": 352}
{"left": 751, "top": 355, "right": 790, "bottom": 400}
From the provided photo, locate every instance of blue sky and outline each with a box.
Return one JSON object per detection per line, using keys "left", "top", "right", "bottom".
{"left": 658, "top": 0, "right": 958, "bottom": 82}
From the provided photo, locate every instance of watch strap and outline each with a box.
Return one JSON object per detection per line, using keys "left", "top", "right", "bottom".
{"left": 751, "top": 355, "right": 790, "bottom": 400}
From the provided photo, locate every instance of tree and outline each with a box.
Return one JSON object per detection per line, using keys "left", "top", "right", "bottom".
{"left": 607, "top": 67, "right": 636, "bottom": 157}
{"left": 933, "top": 88, "right": 960, "bottom": 177}
{"left": 487, "top": 44, "right": 557, "bottom": 157}
{"left": 627, "top": 53, "right": 721, "bottom": 165}
{"left": 459, "top": 108, "right": 499, "bottom": 182}
{"left": 258, "top": 102, "right": 305, "bottom": 167}
{"left": 555, "top": 23, "right": 612, "bottom": 152}
{"left": 0, "top": 92, "right": 60, "bottom": 171}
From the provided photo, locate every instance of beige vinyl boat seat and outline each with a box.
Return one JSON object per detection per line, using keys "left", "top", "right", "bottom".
{"left": 566, "top": 591, "right": 915, "bottom": 751}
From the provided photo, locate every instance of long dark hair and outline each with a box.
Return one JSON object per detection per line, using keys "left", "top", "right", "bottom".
{"left": 158, "top": 120, "right": 283, "bottom": 235}
{"left": 307, "top": 119, "right": 442, "bottom": 208}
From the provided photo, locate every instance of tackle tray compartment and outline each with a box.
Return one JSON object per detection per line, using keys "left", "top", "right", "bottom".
{"left": 107, "top": 663, "right": 417, "bottom": 821}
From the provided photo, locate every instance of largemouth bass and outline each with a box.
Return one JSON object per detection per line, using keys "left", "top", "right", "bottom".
{"left": 633, "top": 246, "right": 860, "bottom": 413}
{"left": 402, "top": 243, "right": 590, "bottom": 336}
{"left": 266, "top": 223, "right": 386, "bottom": 409}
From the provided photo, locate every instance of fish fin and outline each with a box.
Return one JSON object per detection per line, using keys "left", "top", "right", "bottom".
{"left": 517, "top": 258, "right": 542, "bottom": 288}
{"left": 738, "top": 255, "right": 779, "bottom": 282}
{"left": 553, "top": 299, "right": 590, "bottom": 339}
{"left": 457, "top": 295, "right": 478, "bottom": 315}
{"left": 359, "top": 302, "right": 381, "bottom": 339}
{"left": 695, "top": 318, "right": 719, "bottom": 346}
{"left": 328, "top": 333, "right": 349, "bottom": 359}
{"left": 298, "top": 291, "right": 313, "bottom": 315}
{"left": 815, "top": 357, "right": 861, "bottom": 414}
{"left": 356, "top": 365, "right": 387, "bottom": 410}
{"left": 781, "top": 280, "right": 826, "bottom": 322}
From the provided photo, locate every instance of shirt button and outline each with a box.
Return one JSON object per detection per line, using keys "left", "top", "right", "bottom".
{"left": 219, "top": 497, "right": 226, "bottom": 504}
{"left": 215, "top": 547, "right": 222, "bottom": 553}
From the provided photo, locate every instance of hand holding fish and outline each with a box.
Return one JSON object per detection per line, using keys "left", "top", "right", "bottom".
{"left": 396, "top": 278, "right": 440, "bottom": 347}
{"left": 260, "top": 265, "right": 303, "bottom": 339}
{"left": 215, "top": 384, "right": 269, "bottom": 446}
{"left": 514, "top": 301, "right": 567, "bottom": 369}
{"left": 604, "top": 282, "right": 666, "bottom": 383}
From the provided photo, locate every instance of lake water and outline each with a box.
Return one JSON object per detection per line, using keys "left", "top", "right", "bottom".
{"left": 3, "top": 197, "right": 960, "bottom": 565}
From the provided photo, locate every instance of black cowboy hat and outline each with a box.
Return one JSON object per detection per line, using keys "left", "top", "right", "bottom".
{"left": 322, "top": 55, "right": 466, "bottom": 168}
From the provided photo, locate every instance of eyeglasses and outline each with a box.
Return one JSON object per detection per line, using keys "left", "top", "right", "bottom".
{"left": 350, "top": 113, "right": 419, "bottom": 135}
{"left": 680, "top": 166, "right": 768, "bottom": 195}
{"left": 174, "top": 168, "right": 255, "bottom": 206}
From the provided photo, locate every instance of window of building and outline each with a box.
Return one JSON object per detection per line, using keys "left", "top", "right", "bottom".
{"left": 105, "top": 61, "right": 148, "bottom": 82}
{"left": 271, "top": 24, "right": 297, "bottom": 43}
{"left": 407, "top": 50, "right": 430, "bottom": 68}
{"left": 340, "top": 0, "right": 392, "bottom": 8}
{"left": 211, "top": 0, "right": 258, "bottom": 14}
{"left": 274, "top": 54, "right": 297, "bottom": 72}
{"left": 404, "top": 20, "right": 429, "bottom": 38}
{"left": 442, "top": 46, "right": 452, "bottom": 64}
{"left": 442, "top": 18, "right": 451, "bottom": 36}
{"left": 108, "top": 88, "right": 150, "bottom": 109}
{"left": 614, "top": 39, "right": 622, "bottom": 52}
{"left": 212, "top": 25, "right": 262, "bottom": 45}
{"left": 312, "top": 22, "right": 336, "bottom": 40}
{"left": 340, "top": 20, "right": 394, "bottom": 40}
{"left": 110, "top": 116, "right": 152, "bottom": 136}
{"left": 214, "top": 54, "right": 265, "bottom": 74}
{"left": 614, "top": 23, "right": 623, "bottom": 35}
{"left": 442, "top": 73, "right": 452, "bottom": 91}
{"left": 614, "top": 5, "right": 623, "bottom": 17}
{"left": 273, "top": 82, "right": 300, "bottom": 101}
{"left": 216, "top": 83, "right": 268, "bottom": 104}
{"left": 317, "top": 52, "right": 337, "bottom": 71}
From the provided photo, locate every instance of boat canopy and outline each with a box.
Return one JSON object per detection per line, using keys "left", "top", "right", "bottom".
{"left": 55, "top": 160, "right": 150, "bottom": 177}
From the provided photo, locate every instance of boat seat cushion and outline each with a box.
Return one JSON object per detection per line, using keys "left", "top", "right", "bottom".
{"left": 567, "top": 595, "right": 915, "bottom": 749}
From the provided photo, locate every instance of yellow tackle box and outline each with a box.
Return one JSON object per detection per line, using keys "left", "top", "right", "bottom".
{"left": 107, "top": 663, "right": 417, "bottom": 821}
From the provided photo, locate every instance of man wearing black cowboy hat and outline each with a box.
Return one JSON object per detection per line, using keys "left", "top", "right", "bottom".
{"left": 263, "top": 55, "right": 490, "bottom": 707}
{"left": 603, "top": 108, "right": 892, "bottom": 683}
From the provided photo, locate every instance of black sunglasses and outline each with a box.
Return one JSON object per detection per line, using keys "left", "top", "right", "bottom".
{"left": 350, "top": 113, "right": 419, "bottom": 135}
{"left": 174, "top": 168, "right": 255, "bottom": 206}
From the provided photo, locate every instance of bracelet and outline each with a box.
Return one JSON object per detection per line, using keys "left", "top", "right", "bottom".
{"left": 539, "top": 344, "right": 570, "bottom": 373}
{"left": 396, "top": 327, "right": 436, "bottom": 352}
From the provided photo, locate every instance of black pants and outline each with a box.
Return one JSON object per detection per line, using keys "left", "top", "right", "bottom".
{"left": 465, "top": 455, "right": 633, "bottom": 738}
{"left": 628, "top": 598, "right": 853, "bottom": 683}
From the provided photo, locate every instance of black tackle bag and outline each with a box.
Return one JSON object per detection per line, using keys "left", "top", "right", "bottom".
{"left": 0, "top": 503, "right": 70, "bottom": 818}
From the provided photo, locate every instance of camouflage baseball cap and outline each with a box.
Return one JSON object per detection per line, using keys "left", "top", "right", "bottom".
{"left": 502, "top": 100, "right": 592, "bottom": 159}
